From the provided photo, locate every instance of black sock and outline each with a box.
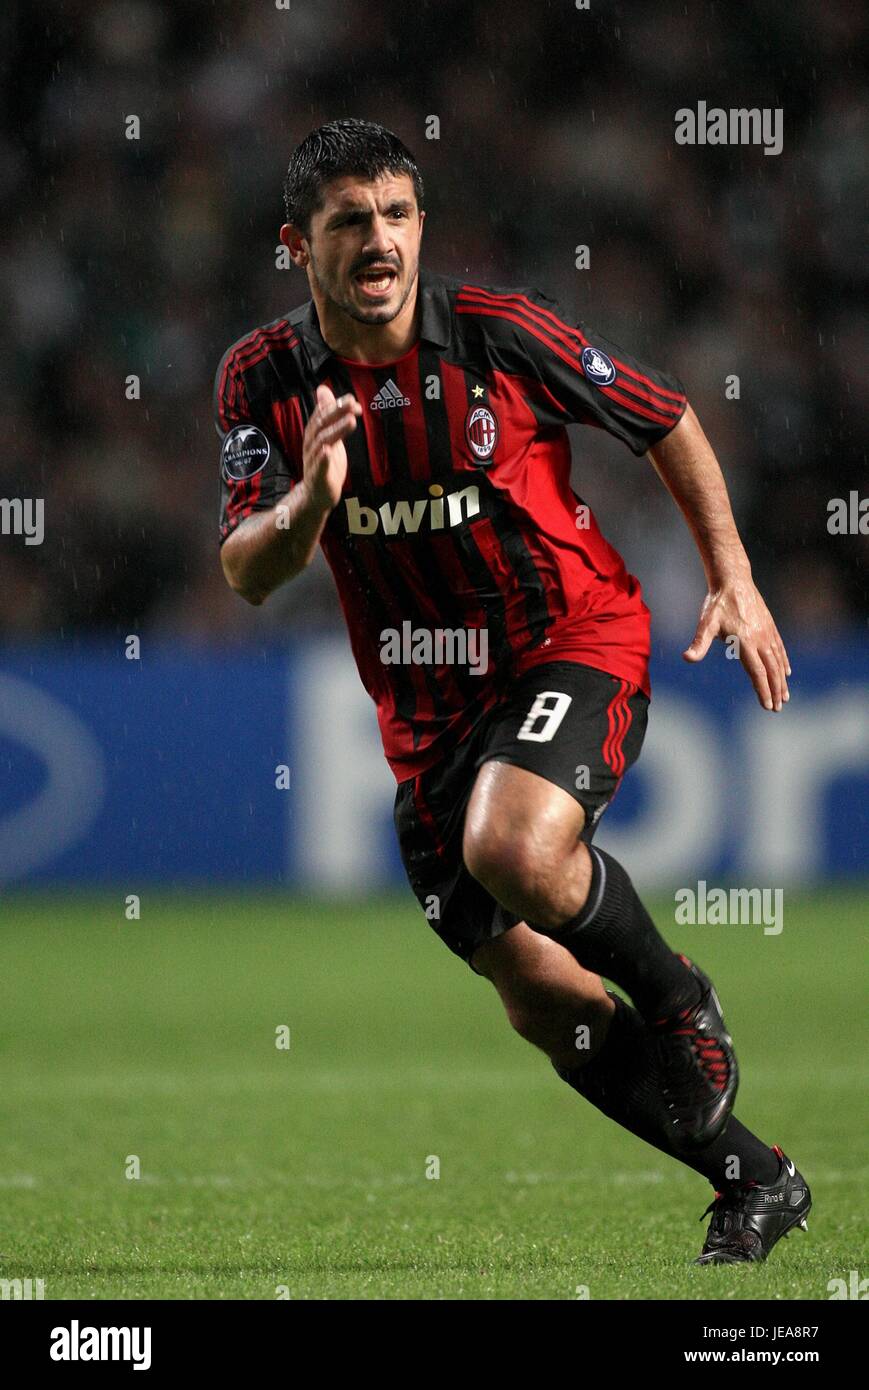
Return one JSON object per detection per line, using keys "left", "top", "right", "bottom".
{"left": 547, "top": 845, "right": 700, "bottom": 1021}
{"left": 555, "top": 991, "right": 780, "bottom": 1189}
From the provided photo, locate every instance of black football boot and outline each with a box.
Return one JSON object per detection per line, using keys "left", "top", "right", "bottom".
{"left": 694, "top": 1145, "right": 812, "bottom": 1264}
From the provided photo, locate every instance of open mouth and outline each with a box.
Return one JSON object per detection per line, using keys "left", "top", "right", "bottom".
{"left": 354, "top": 268, "right": 397, "bottom": 297}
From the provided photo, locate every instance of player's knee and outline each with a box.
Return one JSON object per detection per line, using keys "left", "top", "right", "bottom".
{"left": 461, "top": 819, "right": 507, "bottom": 889}
{"left": 463, "top": 822, "right": 553, "bottom": 917}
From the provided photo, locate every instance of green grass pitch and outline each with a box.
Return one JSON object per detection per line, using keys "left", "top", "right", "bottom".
{"left": 1, "top": 888, "right": 866, "bottom": 1300}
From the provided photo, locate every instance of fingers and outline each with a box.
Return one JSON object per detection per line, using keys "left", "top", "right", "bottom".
{"left": 314, "top": 386, "right": 361, "bottom": 416}
{"left": 771, "top": 636, "right": 790, "bottom": 706}
{"left": 753, "top": 620, "right": 791, "bottom": 711}
{"left": 741, "top": 636, "right": 791, "bottom": 711}
{"left": 317, "top": 412, "right": 359, "bottom": 449}
{"left": 762, "top": 644, "right": 785, "bottom": 711}
{"left": 684, "top": 583, "right": 793, "bottom": 711}
{"left": 740, "top": 643, "right": 775, "bottom": 711}
{"left": 308, "top": 390, "right": 362, "bottom": 452}
{"left": 682, "top": 614, "right": 716, "bottom": 663}
{"left": 773, "top": 625, "right": 792, "bottom": 689}
{"left": 312, "top": 387, "right": 362, "bottom": 430}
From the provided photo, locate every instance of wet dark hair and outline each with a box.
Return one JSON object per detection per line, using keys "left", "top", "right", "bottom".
{"left": 283, "top": 118, "right": 424, "bottom": 237}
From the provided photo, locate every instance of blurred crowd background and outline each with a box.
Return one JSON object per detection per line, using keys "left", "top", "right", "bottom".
{"left": 2, "top": 0, "right": 865, "bottom": 651}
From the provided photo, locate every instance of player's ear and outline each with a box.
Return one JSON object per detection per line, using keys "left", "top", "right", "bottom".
{"left": 417, "top": 208, "right": 425, "bottom": 243}
{"left": 280, "top": 223, "right": 308, "bottom": 267}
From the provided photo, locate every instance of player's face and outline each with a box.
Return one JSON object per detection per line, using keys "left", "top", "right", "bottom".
{"left": 296, "top": 172, "right": 424, "bottom": 326}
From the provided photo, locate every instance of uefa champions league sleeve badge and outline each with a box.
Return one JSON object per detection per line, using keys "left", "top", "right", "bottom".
{"left": 220, "top": 425, "right": 272, "bottom": 483}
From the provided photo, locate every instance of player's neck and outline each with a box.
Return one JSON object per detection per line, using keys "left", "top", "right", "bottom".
{"left": 314, "top": 278, "right": 421, "bottom": 366}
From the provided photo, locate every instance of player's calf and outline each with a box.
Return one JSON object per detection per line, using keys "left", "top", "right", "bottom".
{"left": 464, "top": 761, "right": 737, "bottom": 1147}
{"left": 471, "top": 924, "right": 615, "bottom": 1071}
{"left": 464, "top": 763, "right": 700, "bottom": 1020}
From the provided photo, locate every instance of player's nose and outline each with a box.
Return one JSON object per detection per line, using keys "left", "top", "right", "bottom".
{"left": 365, "top": 214, "right": 397, "bottom": 255}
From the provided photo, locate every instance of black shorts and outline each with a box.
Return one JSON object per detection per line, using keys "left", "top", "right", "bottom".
{"left": 393, "top": 661, "right": 648, "bottom": 972}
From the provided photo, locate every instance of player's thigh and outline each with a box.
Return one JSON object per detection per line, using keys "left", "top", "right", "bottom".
{"left": 466, "top": 660, "right": 647, "bottom": 868}
{"left": 463, "top": 758, "right": 585, "bottom": 883}
{"left": 392, "top": 731, "right": 523, "bottom": 972}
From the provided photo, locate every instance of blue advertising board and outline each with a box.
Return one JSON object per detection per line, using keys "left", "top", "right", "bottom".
{"left": 0, "top": 637, "right": 866, "bottom": 889}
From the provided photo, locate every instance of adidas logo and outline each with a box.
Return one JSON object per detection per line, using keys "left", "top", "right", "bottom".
{"left": 370, "top": 378, "right": 410, "bottom": 410}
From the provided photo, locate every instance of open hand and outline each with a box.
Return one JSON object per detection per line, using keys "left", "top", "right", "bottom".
{"left": 683, "top": 576, "right": 791, "bottom": 711}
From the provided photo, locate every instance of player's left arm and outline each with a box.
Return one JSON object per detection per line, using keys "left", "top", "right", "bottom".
{"left": 647, "top": 404, "right": 790, "bottom": 712}
{"left": 500, "top": 284, "right": 790, "bottom": 712}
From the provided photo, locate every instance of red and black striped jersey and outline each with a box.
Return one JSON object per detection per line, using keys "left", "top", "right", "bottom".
{"left": 214, "top": 268, "right": 687, "bottom": 780}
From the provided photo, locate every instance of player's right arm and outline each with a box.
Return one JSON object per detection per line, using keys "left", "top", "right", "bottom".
{"left": 220, "top": 384, "right": 362, "bottom": 605}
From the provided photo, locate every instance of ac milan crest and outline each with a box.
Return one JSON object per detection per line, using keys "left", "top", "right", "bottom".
{"left": 464, "top": 404, "right": 499, "bottom": 463}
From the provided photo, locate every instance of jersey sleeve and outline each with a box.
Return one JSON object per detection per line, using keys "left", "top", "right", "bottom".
{"left": 213, "top": 343, "right": 296, "bottom": 545}
{"left": 510, "top": 286, "right": 688, "bottom": 456}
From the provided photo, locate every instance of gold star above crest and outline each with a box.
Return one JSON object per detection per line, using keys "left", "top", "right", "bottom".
{"left": 472, "top": 384, "right": 485, "bottom": 398}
